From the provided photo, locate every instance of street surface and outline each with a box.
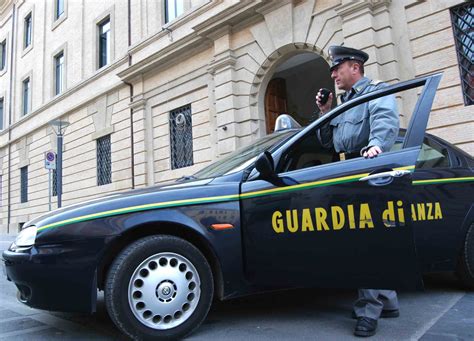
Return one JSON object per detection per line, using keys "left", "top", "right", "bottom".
{"left": 1, "top": 234, "right": 473, "bottom": 340}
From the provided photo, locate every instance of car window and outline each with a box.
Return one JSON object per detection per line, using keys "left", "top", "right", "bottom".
{"left": 193, "top": 130, "right": 296, "bottom": 179}
{"left": 416, "top": 137, "right": 450, "bottom": 169}
{"left": 391, "top": 136, "right": 450, "bottom": 169}
{"left": 278, "top": 128, "right": 333, "bottom": 173}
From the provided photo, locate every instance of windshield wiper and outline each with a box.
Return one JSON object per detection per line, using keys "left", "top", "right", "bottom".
{"left": 176, "top": 175, "right": 196, "bottom": 182}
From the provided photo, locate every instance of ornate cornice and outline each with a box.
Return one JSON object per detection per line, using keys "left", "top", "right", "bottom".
{"left": 335, "top": 0, "right": 391, "bottom": 18}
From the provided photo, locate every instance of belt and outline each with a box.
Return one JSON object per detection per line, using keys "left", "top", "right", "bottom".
{"left": 335, "top": 151, "right": 360, "bottom": 161}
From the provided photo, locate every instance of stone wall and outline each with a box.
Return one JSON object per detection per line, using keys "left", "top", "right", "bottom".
{"left": 0, "top": 0, "right": 472, "bottom": 233}
{"left": 405, "top": 0, "right": 473, "bottom": 155}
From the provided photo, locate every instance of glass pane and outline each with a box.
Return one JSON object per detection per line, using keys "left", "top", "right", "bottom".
{"left": 98, "top": 19, "right": 110, "bottom": 67}
{"left": 0, "top": 41, "right": 5, "bottom": 70}
{"left": 97, "top": 135, "right": 112, "bottom": 185}
{"left": 55, "top": 53, "right": 64, "bottom": 95}
{"left": 24, "top": 15, "right": 32, "bottom": 48}
{"left": 165, "top": 0, "right": 184, "bottom": 23}
{"left": 52, "top": 169, "right": 57, "bottom": 196}
{"left": 451, "top": 3, "right": 473, "bottom": 105}
{"left": 0, "top": 98, "right": 3, "bottom": 130}
{"left": 176, "top": 0, "right": 184, "bottom": 17}
{"left": 56, "top": 0, "right": 64, "bottom": 19}
{"left": 23, "top": 79, "right": 30, "bottom": 115}
{"left": 169, "top": 105, "right": 193, "bottom": 169}
{"left": 21, "top": 166, "right": 28, "bottom": 203}
{"left": 416, "top": 138, "right": 450, "bottom": 169}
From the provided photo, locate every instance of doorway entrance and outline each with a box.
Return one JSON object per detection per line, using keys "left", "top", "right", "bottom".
{"left": 264, "top": 53, "right": 333, "bottom": 134}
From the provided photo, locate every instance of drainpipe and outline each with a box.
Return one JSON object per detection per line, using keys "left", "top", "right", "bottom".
{"left": 125, "top": 0, "right": 135, "bottom": 189}
{"left": 7, "top": 4, "right": 17, "bottom": 233}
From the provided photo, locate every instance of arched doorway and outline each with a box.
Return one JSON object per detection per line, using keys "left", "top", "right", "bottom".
{"left": 264, "top": 52, "right": 334, "bottom": 134}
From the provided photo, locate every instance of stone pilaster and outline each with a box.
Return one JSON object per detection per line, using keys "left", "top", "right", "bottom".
{"left": 129, "top": 95, "right": 149, "bottom": 188}
{"left": 335, "top": 0, "right": 398, "bottom": 82}
{"left": 207, "top": 26, "right": 241, "bottom": 156}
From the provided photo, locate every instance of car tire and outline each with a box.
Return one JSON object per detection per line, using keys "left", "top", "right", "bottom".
{"left": 105, "top": 235, "right": 214, "bottom": 340}
{"left": 456, "top": 223, "right": 474, "bottom": 290}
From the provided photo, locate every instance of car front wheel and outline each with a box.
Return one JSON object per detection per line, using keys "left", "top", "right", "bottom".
{"left": 105, "top": 235, "right": 214, "bottom": 340}
{"left": 456, "top": 223, "right": 474, "bottom": 290}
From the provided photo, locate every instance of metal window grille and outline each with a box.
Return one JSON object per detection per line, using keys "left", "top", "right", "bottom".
{"left": 20, "top": 166, "right": 28, "bottom": 203}
{"left": 169, "top": 104, "right": 193, "bottom": 169}
{"left": 52, "top": 169, "right": 57, "bottom": 197}
{"left": 451, "top": 2, "right": 473, "bottom": 106}
{"left": 24, "top": 13, "right": 32, "bottom": 48}
{"left": 97, "top": 134, "right": 112, "bottom": 186}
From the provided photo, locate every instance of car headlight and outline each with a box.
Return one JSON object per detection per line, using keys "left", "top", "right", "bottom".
{"left": 10, "top": 226, "right": 37, "bottom": 251}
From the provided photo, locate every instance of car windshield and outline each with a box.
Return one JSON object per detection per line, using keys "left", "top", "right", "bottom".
{"left": 193, "top": 130, "right": 297, "bottom": 179}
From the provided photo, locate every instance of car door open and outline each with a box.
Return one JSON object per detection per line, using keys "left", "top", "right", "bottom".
{"left": 240, "top": 74, "right": 442, "bottom": 291}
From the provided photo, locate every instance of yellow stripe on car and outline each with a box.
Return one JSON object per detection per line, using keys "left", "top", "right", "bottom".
{"left": 37, "top": 165, "right": 423, "bottom": 233}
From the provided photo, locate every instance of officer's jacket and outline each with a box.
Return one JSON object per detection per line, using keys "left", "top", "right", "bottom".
{"left": 320, "top": 76, "right": 399, "bottom": 154}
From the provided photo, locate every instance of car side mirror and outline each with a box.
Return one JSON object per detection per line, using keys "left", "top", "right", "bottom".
{"left": 255, "top": 151, "right": 276, "bottom": 179}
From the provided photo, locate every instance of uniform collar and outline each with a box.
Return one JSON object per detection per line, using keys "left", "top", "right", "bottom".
{"left": 350, "top": 76, "right": 371, "bottom": 95}
{"left": 340, "top": 77, "right": 371, "bottom": 103}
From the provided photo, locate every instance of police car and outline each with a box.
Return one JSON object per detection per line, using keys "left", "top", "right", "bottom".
{"left": 3, "top": 73, "right": 474, "bottom": 340}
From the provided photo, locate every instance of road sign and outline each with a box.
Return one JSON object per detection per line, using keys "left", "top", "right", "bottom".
{"left": 45, "top": 151, "right": 56, "bottom": 170}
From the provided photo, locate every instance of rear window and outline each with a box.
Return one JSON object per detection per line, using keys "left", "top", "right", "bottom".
{"left": 416, "top": 138, "right": 450, "bottom": 169}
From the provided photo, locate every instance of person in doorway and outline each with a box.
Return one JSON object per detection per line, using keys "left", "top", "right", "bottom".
{"left": 315, "top": 45, "right": 400, "bottom": 337}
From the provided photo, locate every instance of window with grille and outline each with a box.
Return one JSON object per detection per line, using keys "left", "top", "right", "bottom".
{"left": 20, "top": 166, "right": 28, "bottom": 203}
{"left": 52, "top": 169, "right": 57, "bottom": 196}
{"left": 451, "top": 2, "right": 473, "bottom": 106}
{"left": 169, "top": 105, "right": 193, "bottom": 170}
{"left": 24, "top": 13, "right": 32, "bottom": 49}
{"left": 97, "top": 135, "right": 111, "bottom": 186}
{"left": 98, "top": 17, "right": 110, "bottom": 68}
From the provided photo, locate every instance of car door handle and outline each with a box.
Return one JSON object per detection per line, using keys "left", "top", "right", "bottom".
{"left": 359, "top": 169, "right": 411, "bottom": 182}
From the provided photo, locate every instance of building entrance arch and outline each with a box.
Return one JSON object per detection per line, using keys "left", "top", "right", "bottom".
{"left": 250, "top": 45, "right": 334, "bottom": 135}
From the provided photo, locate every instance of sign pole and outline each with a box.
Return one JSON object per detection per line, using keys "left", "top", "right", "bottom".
{"left": 44, "top": 150, "right": 57, "bottom": 211}
{"left": 48, "top": 169, "right": 52, "bottom": 211}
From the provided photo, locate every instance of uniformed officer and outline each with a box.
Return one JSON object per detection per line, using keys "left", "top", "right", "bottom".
{"left": 316, "top": 45, "right": 400, "bottom": 337}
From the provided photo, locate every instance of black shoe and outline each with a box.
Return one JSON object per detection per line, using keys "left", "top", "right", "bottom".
{"left": 380, "top": 309, "right": 399, "bottom": 318}
{"left": 354, "top": 317, "right": 377, "bottom": 337}
{"left": 352, "top": 309, "right": 399, "bottom": 319}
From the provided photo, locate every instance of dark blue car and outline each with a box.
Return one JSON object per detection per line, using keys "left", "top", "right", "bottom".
{"left": 3, "top": 73, "right": 474, "bottom": 340}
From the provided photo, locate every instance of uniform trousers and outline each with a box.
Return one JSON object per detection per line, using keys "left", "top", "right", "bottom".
{"left": 353, "top": 289, "right": 398, "bottom": 320}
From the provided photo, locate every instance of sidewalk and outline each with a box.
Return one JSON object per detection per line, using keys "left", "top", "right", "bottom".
{"left": 1, "top": 234, "right": 473, "bottom": 340}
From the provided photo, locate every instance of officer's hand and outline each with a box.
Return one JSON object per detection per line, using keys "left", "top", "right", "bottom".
{"left": 316, "top": 89, "right": 333, "bottom": 115}
{"left": 363, "top": 146, "right": 382, "bottom": 158}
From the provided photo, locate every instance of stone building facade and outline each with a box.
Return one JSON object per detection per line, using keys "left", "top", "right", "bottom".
{"left": 0, "top": 0, "right": 472, "bottom": 234}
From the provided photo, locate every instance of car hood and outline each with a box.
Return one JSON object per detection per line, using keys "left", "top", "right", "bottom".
{"left": 29, "top": 177, "right": 238, "bottom": 235}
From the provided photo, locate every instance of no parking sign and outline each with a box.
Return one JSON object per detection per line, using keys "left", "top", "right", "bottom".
{"left": 45, "top": 151, "right": 56, "bottom": 170}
